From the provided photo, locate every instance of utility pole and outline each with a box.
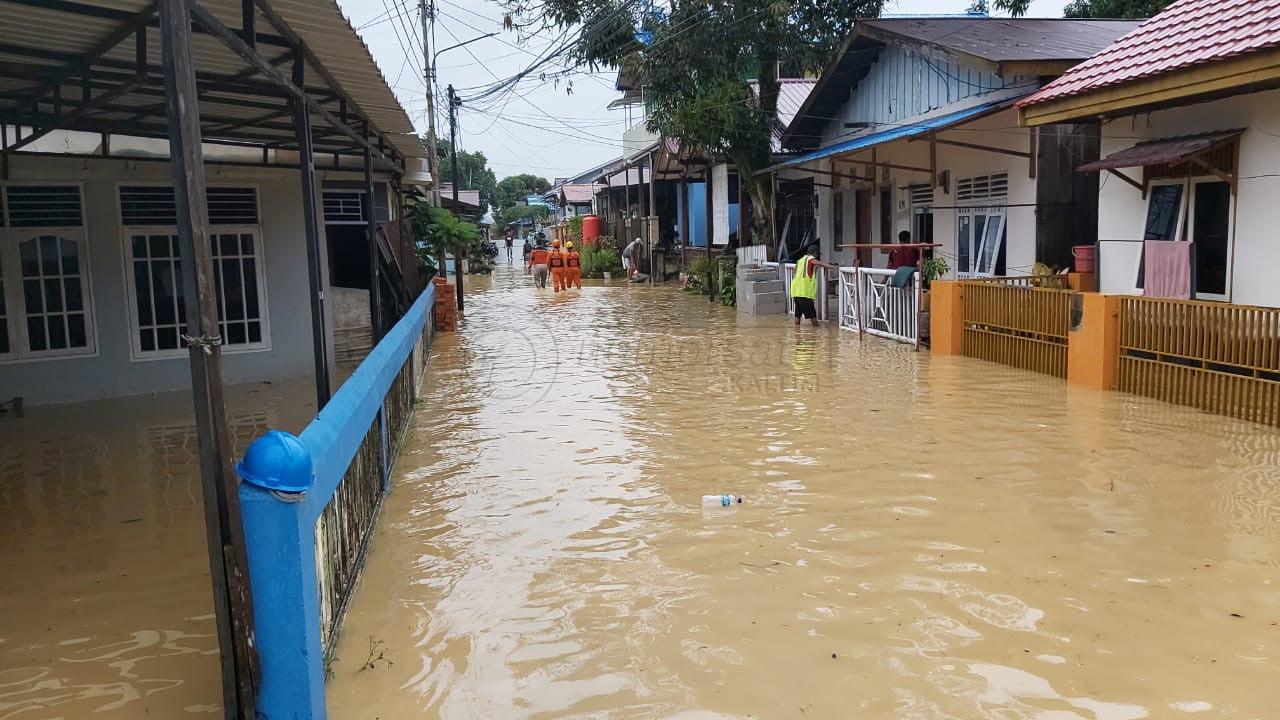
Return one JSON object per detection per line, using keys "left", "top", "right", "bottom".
{"left": 448, "top": 84, "right": 465, "bottom": 311}
{"left": 420, "top": 0, "right": 439, "bottom": 203}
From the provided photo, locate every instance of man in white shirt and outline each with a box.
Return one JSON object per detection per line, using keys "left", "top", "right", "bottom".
{"left": 623, "top": 237, "right": 643, "bottom": 279}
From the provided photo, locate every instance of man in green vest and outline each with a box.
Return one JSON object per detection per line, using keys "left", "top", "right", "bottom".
{"left": 791, "top": 244, "right": 838, "bottom": 327}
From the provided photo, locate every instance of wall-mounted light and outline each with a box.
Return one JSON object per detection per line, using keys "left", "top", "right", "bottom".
{"left": 938, "top": 170, "right": 951, "bottom": 195}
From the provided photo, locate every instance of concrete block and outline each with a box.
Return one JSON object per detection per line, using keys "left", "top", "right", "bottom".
{"left": 746, "top": 280, "right": 785, "bottom": 294}
{"left": 745, "top": 291, "right": 787, "bottom": 315}
{"left": 741, "top": 270, "right": 777, "bottom": 283}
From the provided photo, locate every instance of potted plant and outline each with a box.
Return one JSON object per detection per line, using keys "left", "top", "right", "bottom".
{"left": 920, "top": 256, "right": 949, "bottom": 314}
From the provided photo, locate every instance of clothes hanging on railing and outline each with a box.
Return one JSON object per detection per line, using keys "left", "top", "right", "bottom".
{"left": 1143, "top": 240, "right": 1192, "bottom": 300}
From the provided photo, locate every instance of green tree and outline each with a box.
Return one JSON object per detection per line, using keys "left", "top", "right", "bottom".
{"left": 493, "top": 174, "right": 552, "bottom": 211}
{"left": 504, "top": 0, "right": 883, "bottom": 245}
{"left": 434, "top": 138, "right": 498, "bottom": 212}
{"left": 410, "top": 202, "right": 481, "bottom": 270}
{"left": 1062, "top": 0, "right": 1171, "bottom": 17}
{"left": 994, "top": 0, "right": 1169, "bottom": 16}
{"left": 496, "top": 203, "right": 550, "bottom": 228}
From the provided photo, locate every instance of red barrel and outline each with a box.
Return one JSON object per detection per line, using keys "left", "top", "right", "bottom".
{"left": 1072, "top": 245, "right": 1096, "bottom": 273}
{"left": 582, "top": 214, "right": 601, "bottom": 245}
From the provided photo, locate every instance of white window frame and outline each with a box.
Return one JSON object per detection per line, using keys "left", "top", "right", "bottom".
{"left": 1188, "top": 176, "right": 1235, "bottom": 302}
{"left": 1141, "top": 177, "right": 1235, "bottom": 301}
{"left": 1140, "top": 178, "right": 1188, "bottom": 243}
{"left": 954, "top": 173, "right": 1009, "bottom": 279}
{"left": 0, "top": 182, "right": 99, "bottom": 363}
{"left": 118, "top": 183, "right": 271, "bottom": 361}
{"left": 956, "top": 205, "right": 1007, "bottom": 279}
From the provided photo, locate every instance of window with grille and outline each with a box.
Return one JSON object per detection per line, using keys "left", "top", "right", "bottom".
{"left": 126, "top": 230, "right": 266, "bottom": 356}
{"left": 19, "top": 235, "right": 90, "bottom": 353}
{"left": 955, "top": 173, "right": 1009, "bottom": 203}
{"left": 120, "top": 186, "right": 260, "bottom": 225}
{"left": 120, "top": 185, "right": 267, "bottom": 358}
{"left": 323, "top": 192, "right": 365, "bottom": 223}
{"left": 908, "top": 184, "right": 934, "bottom": 208}
{"left": 7, "top": 186, "right": 83, "bottom": 227}
{"left": 0, "top": 185, "right": 95, "bottom": 361}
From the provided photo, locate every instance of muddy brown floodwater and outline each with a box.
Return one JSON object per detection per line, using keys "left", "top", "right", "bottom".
{"left": 0, "top": 378, "right": 317, "bottom": 718}
{"left": 324, "top": 265, "right": 1279, "bottom": 720}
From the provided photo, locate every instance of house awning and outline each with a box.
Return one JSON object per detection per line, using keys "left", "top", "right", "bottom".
{"left": 1077, "top": 130, "right": 1245, "bottom": 172}
{"left": 759, "top": 94, "right": 1027, "bottom": 175}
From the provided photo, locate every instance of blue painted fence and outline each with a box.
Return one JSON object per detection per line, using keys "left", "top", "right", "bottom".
{"left": 239, "top": 282, "right": 436, "bottom": 719}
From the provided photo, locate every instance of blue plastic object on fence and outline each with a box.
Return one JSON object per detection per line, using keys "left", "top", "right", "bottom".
{"left": 237, "top": 430, "right": 315, "bottom": 493}
{"left": 239, "top": 283, "right": 435, "bottom": 720}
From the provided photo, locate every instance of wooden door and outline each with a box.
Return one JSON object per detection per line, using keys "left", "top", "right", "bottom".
{"left": 854, "top": 188, "right": 872, "bottom": 266}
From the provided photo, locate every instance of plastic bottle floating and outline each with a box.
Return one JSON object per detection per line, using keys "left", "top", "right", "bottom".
{"left": 702, "top": 494, "right": 743, "bottom": 507}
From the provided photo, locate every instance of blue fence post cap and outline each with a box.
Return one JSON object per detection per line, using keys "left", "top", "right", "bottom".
{"left": 236, "top": 430, "right": 314, "bottom": 493}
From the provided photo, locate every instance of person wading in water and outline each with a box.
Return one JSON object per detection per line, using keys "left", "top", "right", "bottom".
{"left": 565, "top": 240, "right": 582, "bottom": 289}
{"left": 529, "top": 240, "right": 550, "bottom": 289}
{"left": 791, "top": 243, "right": 838, "bottom": 327}
{"left": 548, "top": 239, "right": 568, "bottom": 292}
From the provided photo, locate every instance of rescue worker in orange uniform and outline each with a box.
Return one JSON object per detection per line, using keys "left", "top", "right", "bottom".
{"left": 529, "top": 240, "right": 550, "bottom": 288}
{"left": 548, "top": 239, "right": 568, "bottom": 292}
{"left": 565, "top": 240, "right": 582, "bottom": 289}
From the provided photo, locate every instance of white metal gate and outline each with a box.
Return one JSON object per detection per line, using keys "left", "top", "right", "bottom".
{"left": 837, "top": 267, "right": 920, "bottom": 344}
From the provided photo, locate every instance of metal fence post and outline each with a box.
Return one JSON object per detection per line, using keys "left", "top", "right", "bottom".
{"left": 238, "top": 434, "right": 326, "bottom": 720}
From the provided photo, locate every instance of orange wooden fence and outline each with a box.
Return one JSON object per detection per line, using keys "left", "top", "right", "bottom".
{"left": 1117, "top": 296, "right": 1280, "bottom": 426}
{"left": 961, "top": 282, "right": 1075, "bottom": 378}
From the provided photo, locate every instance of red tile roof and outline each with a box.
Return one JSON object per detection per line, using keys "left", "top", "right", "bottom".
{"left": 1020, "top": 0, "right": 1280, "bottom": 107}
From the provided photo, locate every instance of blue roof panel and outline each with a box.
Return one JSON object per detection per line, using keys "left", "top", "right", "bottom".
{"left": 766, "top": 95, "right": 1028, "bottom": 173}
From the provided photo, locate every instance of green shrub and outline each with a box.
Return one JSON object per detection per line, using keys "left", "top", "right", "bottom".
{"left": 567, "top": 215, "right": 584, "bottom": 244}
{"left": 685, "top": 255, "right": 713, "bottom": 295}
{"left": 595, "top": 248, "right": 623, "bottom": 275}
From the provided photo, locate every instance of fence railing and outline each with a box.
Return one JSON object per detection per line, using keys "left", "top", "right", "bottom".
{"left": 838, "top": 267, "right": 920, "bottom": 344}
{"left": 961, "top": 281, "right": 1073, "bottom": 378}
{"left": 1117, "top": 296, "right": 1280, "bottom": 426}
{"left": 965, "top": 274, "right": 1071, "bottom": 290}
{"left": 238, "top": 283, "right": 435, "bottom": 717}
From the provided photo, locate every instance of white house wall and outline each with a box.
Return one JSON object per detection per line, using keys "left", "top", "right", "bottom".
{"left": 1096, "top": 88, "right": 1280, "bottom": 307}
{"left": 812, "top": 108, "right": 1037, "bottom": 277}
{"left": 0, "top": 155, "right": 364, "bottom": 405}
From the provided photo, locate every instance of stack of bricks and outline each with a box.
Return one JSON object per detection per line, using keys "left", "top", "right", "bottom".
{"left": 433, "top": 277, "right": 458, "bottom": 331}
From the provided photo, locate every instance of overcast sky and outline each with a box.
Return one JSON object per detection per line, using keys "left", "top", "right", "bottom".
{"left": 339, "top": 0, "right": 1070, "bottom": 183}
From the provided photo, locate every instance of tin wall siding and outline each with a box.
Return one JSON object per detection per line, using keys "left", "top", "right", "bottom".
{"left": 824, "top": 45, "right": 1029, "bottom": 144}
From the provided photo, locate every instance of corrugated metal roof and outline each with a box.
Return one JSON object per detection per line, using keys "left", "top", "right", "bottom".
{"left": 438, "top": 184, "right": 481, "bottom": 207}
{"left": 559, "top": 184, "right": 599, "bottom": 204}
{"left": 764, "top": 95, "right": 1025, "bottom": 173}
{"left": 782, "top": 18, "right": 1137, "bottom": 152}
{"left": 1021, "top": 0, "right": 1280, "bottom": 107}
{"left": 1077, "top": 130, "right": 1245, "bottom": 171}
{"left": 0, "top": 0, "right": 422, "bottom": 160}
{"left": 748, "top": 79, "right": 817, "bottom": 151}
{"left": 862, "top": 18, "right": 1143, "bottom": 64}
{"left": 775, "top": 79, "right": 817, "bottom": 129}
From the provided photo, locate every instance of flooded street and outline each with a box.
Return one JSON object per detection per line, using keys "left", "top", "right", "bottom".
{"left": 0, "top": 379, "right": 316, "bottom": 719}
{"left": 327, "top": 265, "right": 1280, "bottom": 719}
